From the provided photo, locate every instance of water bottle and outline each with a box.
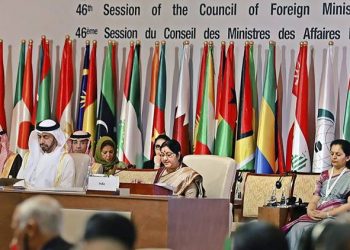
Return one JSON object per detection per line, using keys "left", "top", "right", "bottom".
{"left": 83, "top": 165, "right": 92, "bottom": 192}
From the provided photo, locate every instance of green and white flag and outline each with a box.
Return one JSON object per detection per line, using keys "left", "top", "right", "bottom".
{"left": 313, "top": 43, "right": 337, "bottom": 172}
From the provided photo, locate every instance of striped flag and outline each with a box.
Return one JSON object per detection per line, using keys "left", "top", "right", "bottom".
{"left": 83, "top": 40, "right": 97, "bottom": 148}
{"left": 250, "top": 42, "right": 259, "bottom": 143}
{"left": 235, "top": 42, "right": 255, "bottom": 170}
{"left": 313, "top": 42, "right": 337, "bottom": 172}
{"left": 96, "top": 41, "right": 116, "bottom": 142}
{"left": 9, "top": 40, "right": 26, "bottom": 153}
{"left": 344, "top": 79, "right": 350, "bottom": 141}
{"left": 144, "top": 42, "right": 160, "bottom": 161}
{"left": 123, "top": 42, "right": 143, "bottom": 167}
{"left": 151, "top": 41, "right": 166, "bottom": 149}
{"left": 214, "top": 42, "right": 237, "bottom": 157}
{"left": 0, "top": 40, "right": 7, "bottom": 131}
{"left": 76, "top": 41, "right": 90, "bottom": 130}
{"left": 291, "top": 42, "right": 311, "bottom": 172}
{"left": 56, "top": 36, "right": 74, "bottom": 137}
{"left": 255, "top": 42, "right": 277, "bottom": 174}
{"left": 194, "top": 42, "right": 208, "bottom": 152}
{"left": 36, "top": 38, "right": 51, "bottom": 123}
{"left": 173, "top": 41, "right": 191, "bottom": 155}
{"left": 286, "top": 44, "right": 302, "bottom": 172}
{"left": 117, "top": 42, "right": 134, "bottom": 161}
{"left": 194, "top": 42, "right": 215, "bottom": 154}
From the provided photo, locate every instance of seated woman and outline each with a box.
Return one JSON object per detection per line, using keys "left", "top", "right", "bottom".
{"left": 283, "top": 139, "right": 350, "bottom": 250}
{"left": 154, "top": 139, "right": 205, "bottom": 198}
{"left": 143, "top": 134, "right": 170, "bottom": 169}
{"left": 92, "top": 136, "right": 126, "bottom": 175}
{"left": 0, "top": 130, "right": 22, "bottom": 178}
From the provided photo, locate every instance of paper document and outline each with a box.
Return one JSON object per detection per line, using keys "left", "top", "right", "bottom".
{"left": 155, "top": 182, "right": 174, "bottom": 191}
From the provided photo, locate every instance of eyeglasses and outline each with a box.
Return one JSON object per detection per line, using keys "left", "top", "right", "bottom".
{"left": 160, "top": 152, "right": 175, "bottom": 158}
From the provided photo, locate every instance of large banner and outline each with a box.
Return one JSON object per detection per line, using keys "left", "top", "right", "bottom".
{"left": 0, "top": 0, "right": 349, "bottom": 154}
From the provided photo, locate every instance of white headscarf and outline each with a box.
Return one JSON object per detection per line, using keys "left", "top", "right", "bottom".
{"left": 19, "top": 119, "right": 68, "bottom": 187}
{"left": 67, "top": 130, "right": 91, "bottom": 154}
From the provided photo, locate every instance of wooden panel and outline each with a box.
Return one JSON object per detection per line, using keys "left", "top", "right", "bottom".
{"left": 258, "top": 206, "right": 289, "bottom": 228}
{"left": 0, "top": 189, "right": 229, "bottom": 250}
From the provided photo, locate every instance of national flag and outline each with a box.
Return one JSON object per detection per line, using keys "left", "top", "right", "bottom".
{"left": 255, "top": 41, "right": 277, "bottom": 174}
{"left": 215, "top": 42, "right": 226, "bottom": 120}
{"left": 36, "top": 38, "right": 51, "bottom": 123}
{"left": 123, "top": 42, "right": 143, "bottom": 167}
{"left": 117, "top": 42, "right": 134, "bottom": 161}
{"left": 235, "top": 42, "right": 255, "bottom": 170}
{"left": 144, "top": 41, "right": 160, "bottom": 161}
{"left": 344, "top": 79, "right": 350, "bottom": 141}
{"left": 214, "top": 42, "right": 237, "bottom": 157}
{"left": 111, "top": 41, "right": 118, "bottom": 99}
{"left": 151, "top": 41, "right": 166, "bottom": 151}
{"left": 194, "top": 42, "right": 215, "bottom": 154}
{"left": 250, "top": 42, "right": 259, "bottom": 143}
{"left": 83, "top": 40, "right": 97, "bottom": 148}
{"left": 173, "top": 41, "right": 191, "bottom": 156}
{"left": 276, "top": 60, "right": 286, "bottom": 173}
{"left": 291, "top": 42, "right": 311, "bottom": 172}
{"left": 194, "top": 42, "right": 208, "bottom": 152}
{"left": 0, "top": 40, "right": 7, "bottom": 131}
{"left": 313, "top": 42, "right": 337, "bottom": 172}
{"left": 56, "top": 36, "right": 74, "bottom": 137}
{"left": 9, "top": 40, "right": 26, "bottom": 152}
{"left": 96, "top": 41, "right": 116, "bottom": 142}
{"left": 76, "top": 41, "right": 90, "bottom": 130}
{"left": 286, "top": 43, "right": 302, "bottom": 171}
{"left": 32, "top": 36, "right": 45, "bottom": 125}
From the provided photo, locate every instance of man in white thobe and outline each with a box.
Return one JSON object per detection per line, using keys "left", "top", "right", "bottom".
{"left": 17, "top": 119, "right": 75, "bottom": 188}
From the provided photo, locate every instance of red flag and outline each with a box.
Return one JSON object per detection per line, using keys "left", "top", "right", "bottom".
{"left": 173, "top": 41, "right": 191, "bottom": 155}
{"left": 56, "top": 36, "right": 74, "bottom": 136}
{"left": 215, "top": 42, "right": 226, "bottom": 119}
{"left": 194, "top": 42, "right": 208, "bottom": 151}
{"left": 0, "top": 40, "right": 6, "bottom": 130}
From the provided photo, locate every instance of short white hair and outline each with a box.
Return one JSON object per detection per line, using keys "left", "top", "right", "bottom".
{"left": 16, "top": 195, "right": 62, "bottom": 235}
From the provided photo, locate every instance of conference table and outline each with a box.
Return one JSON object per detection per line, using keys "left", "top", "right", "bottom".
{"left": 0, "top": 185, "right": 229, "bottom": 250}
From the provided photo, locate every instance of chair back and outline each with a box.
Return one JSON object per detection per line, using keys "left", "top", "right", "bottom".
{"left": 293, "top": 173, "right": 320, "bottom": 203}
{"left": 117, "top": 169, "right": 158, "bottom": 184}
{"left": 242, "top": 173, "right": 295, "bottom": 218}
{"left": 182, "top": 154, "right": 236, "bottom": 199}
{"left": 70, "top": 153, "right": 90, "bottom": 187}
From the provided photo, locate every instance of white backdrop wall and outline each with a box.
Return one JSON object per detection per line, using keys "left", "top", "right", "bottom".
{"left": 0, "top": 0, "right": 349, "bottom": 155}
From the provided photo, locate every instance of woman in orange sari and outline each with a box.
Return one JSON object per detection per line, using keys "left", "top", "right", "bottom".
{"left": 154, "top": 139, "right": 205, "bottom": 198}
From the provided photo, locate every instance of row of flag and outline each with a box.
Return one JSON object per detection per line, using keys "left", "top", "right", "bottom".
{"left": 1, "top": 37, "right": 349, "bottom": 172}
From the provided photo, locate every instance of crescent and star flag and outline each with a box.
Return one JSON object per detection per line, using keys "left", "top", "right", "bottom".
{"left": 313, "top": 42, "right": 337, "bottom": 172}
{"left": 0, "top": 40, "right": 7, "bottom": 131}
{"left": 96, "top": 41, "right": 116, "bottom": 142}
{"left": 123, "top": 42, "right": 143, "bottom": 167}
{"left": 36, "top": 38, "right": 52, "bottom": 123}
{"left": 144, "top": 42, "right": 160, "bottom": 161}
{"left": 117, "top": 42, "right": 134, "bottom": 161}
{"left": 255, "top": 41, "right": 277, "bottom": 174}
{"left": 83, "top": 40, "right": 97, "bottom": 149}
{"left": 9, "top": 40, "right": 25, "bottom": 153}
{"left": 214, "top": 42, "right": 237, "bottom": 157}
{"left": 76, "top": 41, "right": 90, "bottom": 130}
{"left": 235, "top": 42, "right": 255, "bottom": 170}
{"left": 173, "top": 41, "right": 191, "bottom": 156}
{"left": 56, "top": 36, "right": 74, "bottom": 137}
{"left": 194, "top": 42, "right": 215, "bottom": 154}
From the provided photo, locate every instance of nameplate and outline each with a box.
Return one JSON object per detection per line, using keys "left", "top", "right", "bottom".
{"left": 87, "top": 175, "right": 119, "bottom": 192}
